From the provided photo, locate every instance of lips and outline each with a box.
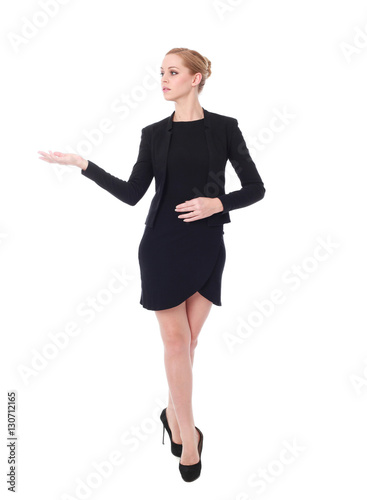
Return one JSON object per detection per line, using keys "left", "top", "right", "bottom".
{"left": 162, "top": 87, "right": 171, "bottom": 91}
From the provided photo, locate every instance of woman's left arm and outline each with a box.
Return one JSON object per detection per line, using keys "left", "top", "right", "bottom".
{"left": 175, "top": 118, "right": 265, "bottom": 222}
{"left": 217, "top": 118, "right": 265, "bottom": 214}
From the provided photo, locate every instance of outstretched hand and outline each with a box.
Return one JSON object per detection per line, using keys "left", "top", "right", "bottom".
{"left": 37, "top": 150, "right": 87, "bottom": 169}
{"left": 175, "top": 197, "right": 224, "bottom": 222}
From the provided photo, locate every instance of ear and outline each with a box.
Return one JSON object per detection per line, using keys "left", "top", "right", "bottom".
{"left": 192, "top": 72, "right": 202, "bottom": 87}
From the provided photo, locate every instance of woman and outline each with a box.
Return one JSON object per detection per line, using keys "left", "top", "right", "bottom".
{"left": 38, "top": 47, "right": 266, "bottom": 482}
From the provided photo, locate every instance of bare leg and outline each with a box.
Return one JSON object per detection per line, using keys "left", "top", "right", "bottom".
{"left": 166, "top": 292, "right": 212, "bottom": 442}
{"left": 185, "top": 291, "right": 212, "bottom": 364}
{"left": 156, "top": 292, "right": 212, "bottom": 464}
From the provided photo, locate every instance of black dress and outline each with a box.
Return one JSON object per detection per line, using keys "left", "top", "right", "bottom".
{"left": 138, "top": 118, "right": 226, "bottom": 311}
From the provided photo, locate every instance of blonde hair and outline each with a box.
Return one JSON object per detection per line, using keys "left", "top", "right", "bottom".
{"left": 165, "top": 48, "right": 212, "bottom": 94}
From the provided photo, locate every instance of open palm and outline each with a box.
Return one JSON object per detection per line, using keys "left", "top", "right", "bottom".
{"left": 38, "top": 150, "right": 82, "bottom": 168}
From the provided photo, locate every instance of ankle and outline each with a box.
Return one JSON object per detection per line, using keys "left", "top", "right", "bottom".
{"left": 181, "top": 425, "right": 198, "bottom": 444}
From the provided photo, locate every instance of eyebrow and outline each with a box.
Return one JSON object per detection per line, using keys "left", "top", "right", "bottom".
{"left": 160, "top": 66, "right": 179, "bottom": 69}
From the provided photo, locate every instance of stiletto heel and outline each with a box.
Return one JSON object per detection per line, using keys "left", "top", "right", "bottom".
{"left": 179, "top": 427, "right": 203, "bottom": 482}
{"left": 160, "top": 408, "right": 183, "bottom": 457}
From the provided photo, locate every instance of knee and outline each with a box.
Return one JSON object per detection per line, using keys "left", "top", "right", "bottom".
{"left": 162, "top": 328, "right": 190, "bottom": 355}
{"left": 190, "top": 335, "right": 199, "bottom": 352}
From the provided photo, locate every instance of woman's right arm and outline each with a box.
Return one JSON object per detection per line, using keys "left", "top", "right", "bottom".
{"left": 80, "top": 127, "right": 154, "bottom": 206}
{"left": 38, "top": 126, "right": 154, "bottom": 206}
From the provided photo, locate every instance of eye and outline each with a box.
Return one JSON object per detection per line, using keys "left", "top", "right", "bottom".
{"left": 160, "top": 71, "right": 178, "bottom": 76}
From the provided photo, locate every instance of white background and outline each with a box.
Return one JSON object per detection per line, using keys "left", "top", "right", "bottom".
{"left": 1, "top": 0, "right": 366, "bottom": 498}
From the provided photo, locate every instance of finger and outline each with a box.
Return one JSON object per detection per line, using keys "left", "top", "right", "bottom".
{"left": 183, "top": 215, "right": 202, "bottom": 222}
{"left": 48, "top": 150, "right": 59, "bottom": 159}
{"left": 38, "top": 151, "right": 50, "bottom": 159}
{"left": 175, "top": 203, "right": 197, "bottom": 211}
{"left": 39, "top": 153, "right": 52, "bottom": 161}
{"left": 175, "top": 202, "right": 187, "bottom": 210}
{"left": 177, "top": 209, "right": 194, "bottom": 217}
{"left": 175, "top": 199, "right": 195, "bottom": 209}
{"left": 178, "top": 211, "right": 197, "bottom": 219}
{"left": 48, "top": 151, "right": 59, "bottom": 162}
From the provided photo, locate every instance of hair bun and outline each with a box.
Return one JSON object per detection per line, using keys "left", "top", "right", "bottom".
{"left": 205, "top": 57, "right": 212, "bottom": 78}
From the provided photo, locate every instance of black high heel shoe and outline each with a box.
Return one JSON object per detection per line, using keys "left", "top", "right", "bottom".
{"left": 179, "top": 427, "right": 203, "bottom": 482}
{"left": 160, "top": 408, "right": 183, "bottom": 457}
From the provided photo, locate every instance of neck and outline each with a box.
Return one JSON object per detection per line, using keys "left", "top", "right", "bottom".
{"left": 173, "top": 101, "right": 204, "bottom": 122}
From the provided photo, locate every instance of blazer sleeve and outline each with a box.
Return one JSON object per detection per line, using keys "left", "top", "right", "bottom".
{"left": 80, "top": 126, "right": 154, "bottom": 206}
{"left": 217, "top": 118, "right": 265, "bottom": 214}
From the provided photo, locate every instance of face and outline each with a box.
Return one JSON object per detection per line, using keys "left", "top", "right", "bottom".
{"left": 160, "top": 54, "right": 202, "bottom": 101}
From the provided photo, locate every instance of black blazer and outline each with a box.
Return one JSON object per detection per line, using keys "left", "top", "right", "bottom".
{"left": 81, "top": 107, "right": 265, "bottom": 227}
